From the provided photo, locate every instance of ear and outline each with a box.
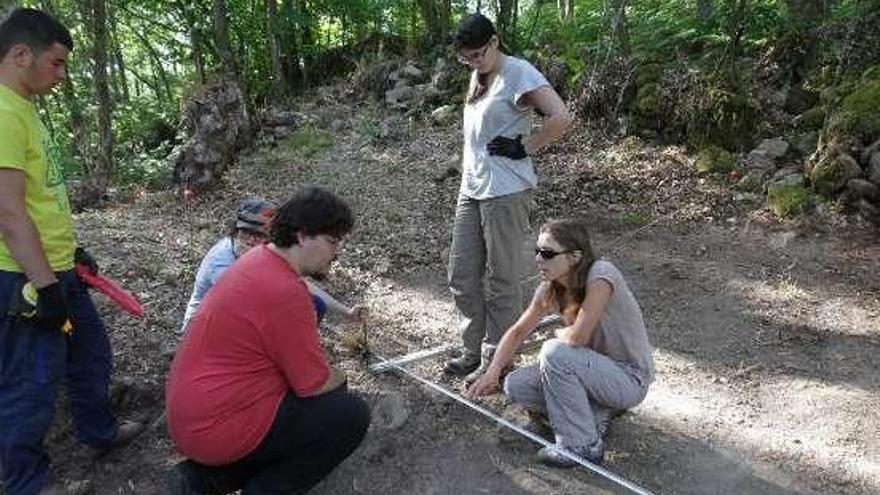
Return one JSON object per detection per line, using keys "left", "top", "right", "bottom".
{"left": 570, "top": 250, "right": 583, "bottom": 264}
{"left": 7, "top": 44, "right": 34, "bottom": 67}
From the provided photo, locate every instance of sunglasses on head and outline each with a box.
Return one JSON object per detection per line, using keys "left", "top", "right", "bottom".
{"left": 534, "top": 247, "right": 574, "bottom": 260}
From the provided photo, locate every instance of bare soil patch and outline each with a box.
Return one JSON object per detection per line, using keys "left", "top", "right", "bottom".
{"left": 39, "top": 86, "right": 879, "bottom": 495}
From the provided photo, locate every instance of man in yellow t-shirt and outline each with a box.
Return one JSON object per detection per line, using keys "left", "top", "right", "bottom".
{"left": 0, "top": 9, "right": 143, "bottom": 495}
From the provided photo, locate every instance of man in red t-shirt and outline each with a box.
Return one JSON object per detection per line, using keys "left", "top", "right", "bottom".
{"left": 166, "top": 187, "right": 370, "bottom": 495}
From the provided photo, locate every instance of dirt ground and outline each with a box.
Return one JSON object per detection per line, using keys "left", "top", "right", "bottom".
{"left": 32, "top": 86, "right": 880, "bottom": 494}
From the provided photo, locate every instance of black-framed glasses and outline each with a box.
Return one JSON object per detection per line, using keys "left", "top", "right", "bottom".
{"left": 534, "top": 247, "right": 573, "bottom": 260}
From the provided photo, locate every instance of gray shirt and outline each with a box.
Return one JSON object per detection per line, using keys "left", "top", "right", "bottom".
{"left": 585, "top": 260, "right": 655, "bottom": 387}
{"left": 460, "top": 55, "right": 550, "bottom": 199}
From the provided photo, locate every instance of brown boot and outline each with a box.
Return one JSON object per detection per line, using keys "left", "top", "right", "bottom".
{"left": 90, "top": 420, "right": 146, "bottom": 458}
{"left": 443, "top": 350, "right": 480, "bottom": 376}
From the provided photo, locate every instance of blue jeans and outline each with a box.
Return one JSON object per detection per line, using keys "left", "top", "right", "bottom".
{"left": 0, "top": 270, "right": 118, "bottom": 495}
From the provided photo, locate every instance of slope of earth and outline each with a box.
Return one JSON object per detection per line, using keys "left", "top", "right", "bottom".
{"left": 32, "top": 84, "right": 879, "bottom": 495}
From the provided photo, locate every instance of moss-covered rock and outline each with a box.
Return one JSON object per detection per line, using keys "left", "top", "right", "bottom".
{"left": 809, "top": 152, "right": 863, "bottom": 197}
{"left": 636, "top": 83, "right": 660, "bottom": 115}
{"left": 767, "top": 184, "right": 811, "bottom": 218}
{"left": 687, "top": 85, "right": 759, "bottom": 151}
{"left": 827, "top": 81, "right": 880, "bottom": 139}
{"left": 696, "top": 145, "right": 736, "bottom": 173}
{"left": 796, "top": 106, "right": 825, "bottom": 131}
{"left": 735, "top": 168, "right": 767, "bottom": 193}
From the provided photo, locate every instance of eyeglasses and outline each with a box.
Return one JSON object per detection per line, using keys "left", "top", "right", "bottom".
{"left": 535, "top": 247, "right": 574, "bottom": 260}
{"left": 456, "top": 40, "right": 492, "bottom": 65}
{"left": 320, "top": 235, "right": 344, "bottom": 247}
{"left": 238, "top": 229, "right": 268, "bottom": 241}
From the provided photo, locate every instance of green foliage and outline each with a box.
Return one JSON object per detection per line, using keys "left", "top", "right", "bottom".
{"left": 283, "top": 126, "right": 334, "bottom": 157}
{"left": 767, "top": 184, "right": 811, "bottom": 218}
{"left": 796, "top": 106, "right": 826, "bottom": 131}
{"left": 827, "top": 81, "right": 880, "bottom": 139}
{"left": 696, "top": 145, "right": 736, "bottom": 173}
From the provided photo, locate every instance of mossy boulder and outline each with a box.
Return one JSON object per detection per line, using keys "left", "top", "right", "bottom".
{"left": 809, "top": 152, "right": 863, "bottom": 197}
{"left": 636, "top": 83, "right": 660, "bottom": 115}
{"left": 735, "top": 168, "right": 767, "bottom": 193}
{"left": 767, "top": 184, "right": 811, "bottom": 218}
{"left": 796, "top": 106, "right": 825, "bottom": 131}
{"left": 827, "top": 81, "right": 880, "bottom": 140}
{"left": 687, "top": 86, "right": 759, "bottom": 151}
{"left": 696, "top": 145, "right": 736, "bottom": 173}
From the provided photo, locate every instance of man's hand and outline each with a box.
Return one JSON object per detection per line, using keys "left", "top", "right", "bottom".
{"left": 554, "top": 327, "right": 581, "bottom": 347}
{"left": 74, "top": 247, "right": 99, "bottom": 275}
{"left": 464, "top": 367, "right": 501, "bottom": 400}
{"left": 487, "top": 134, "right": 528, "bottom": 160}
{"left": 311, "top": 366, "right": 347, "bottom": 396}
{"left": 35, "top": 282, "right": 69, "bottom": 331}
{"left": 345, "top": 305, "right": 369, "bottom": 323}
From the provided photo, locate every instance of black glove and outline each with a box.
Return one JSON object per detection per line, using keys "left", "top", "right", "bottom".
{"left": 74, "top": 246, "right": 99, "bottom": 274}
{"left": 487, "top": 134, "right": 528, "bottom": 160}
{"left": 35, "top": 282, "right": 70, "bottom": 331}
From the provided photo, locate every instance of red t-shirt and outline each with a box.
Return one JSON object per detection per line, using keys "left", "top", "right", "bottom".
{"left": 166, "top": 245, "right": 330, "bottom": 465}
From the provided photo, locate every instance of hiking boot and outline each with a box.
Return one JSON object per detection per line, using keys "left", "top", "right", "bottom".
{"left": 536, "top": 438, "right": 605, "bottom": 468}
{"left": 167, "top": 462, "right": 203, "bottom": 495}
{"left": 464, "top": 345, "right": 503, "bottom": 386}
{"left": 443, "top": 350, "right": 480, "bottom": 376}
{"left": 523, "top": 411, "right": 554, "bottom": 441}
{"left": 90, "top": 420, "right": 146, "bottom": 458}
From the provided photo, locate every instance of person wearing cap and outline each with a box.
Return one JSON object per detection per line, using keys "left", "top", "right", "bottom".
{"left": 166, "top": 187, "right": 370, "bottom": 495}
{"left": 445, "top": 13, "right": 572, "bottom": 385}
{"left": 180, "top": 198, "right": 366, "bottom": 333}
{"left": 0, "top": 9, "right": 144, "bottom": 495}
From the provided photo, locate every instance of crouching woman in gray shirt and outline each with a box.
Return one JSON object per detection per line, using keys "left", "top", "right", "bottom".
{"left": 466, "top": 217, "right": 654, "bottom": 468}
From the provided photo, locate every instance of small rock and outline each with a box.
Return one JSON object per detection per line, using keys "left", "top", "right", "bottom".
{"left": 859, "top": 138, "right": 880, "bottom": 165}
{"left": 401, "top": 63, "right": 423, "bottom": 79}
{"left": 271, "top": 126, "right": 292, "bottom": 139}
{"left": 745, "top": 150, "right": 776, "bottom": 172}
{"left": 869, "top": 152, "right": 880, "bottom": 185}
{"left": 846, "top": 178, "right": 879, "bottom": 200}
{"left": 385, "top": 85, "right": 414, "bottom": 105}
{"left": 756, "top": 138, "right": 790, "bottom": 159}
{"left": 837, "top": 153, "right": 864, "bottom": 186}
{"left": 769, "top": 167, "right": 805, "bottom": 188}
{"left": 857, "top": 198, "right": 880, "bottom": 221}
{"left": 372, "top": 392, "right": 410, "bottom": 430}
{"left": 329, "top": 119, "right": 346, "bottom": 132}
{"left": 430, "top": 104, "right": 457, "bottom": 124}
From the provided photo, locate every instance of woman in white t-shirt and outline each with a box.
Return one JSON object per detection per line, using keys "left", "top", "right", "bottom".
{"left": 445, "top": 13, "right": 572, "bottom": 384}
{"left": 465, "top": 217, "right": 654, "bottom": 468}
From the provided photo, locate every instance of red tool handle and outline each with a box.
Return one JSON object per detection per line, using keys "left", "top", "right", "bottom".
{"left": 75, "top": 264, "right": 145, "bottom": 318}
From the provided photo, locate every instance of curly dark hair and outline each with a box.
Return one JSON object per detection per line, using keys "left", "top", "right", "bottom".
{"left": 0, "top": 8, "right": 73, "bottom": 60}
{"left": 270, "top": 187, "right": 354, "bottom": 248}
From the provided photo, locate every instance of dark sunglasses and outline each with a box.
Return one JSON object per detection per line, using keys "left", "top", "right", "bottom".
{"left": 534, "top": 247, "right": 574, "bottom": 260}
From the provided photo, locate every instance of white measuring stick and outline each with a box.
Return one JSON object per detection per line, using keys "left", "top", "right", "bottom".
{"left": 371, "top": 352, "right": 658, "bottom": 495}
{"left": 369, "top": 344, "right": 453, "bottom": 373}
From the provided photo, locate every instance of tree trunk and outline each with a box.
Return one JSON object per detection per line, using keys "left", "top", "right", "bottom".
{"left": 265, "top": 0, "right": 286, "bottom": 101}
{"left": 109, "top": 5, "right": 130, "bottom": 103}
{"left": 213, "top": 0, "right": 240, "bottom": 79}
{"left": 415, "top": 0, "right": 450, "bottom": 46}
{"left": 608, "top": 0, "right": 631, "bottom": 57}
{"left": 496, "top": 0, "right": 517, "bottom": 47}
{"left": 558, "top": 0, "right": 574, "bottom": 24}
{"left": 88, "top": 0, "right": 112, "bottom": 203}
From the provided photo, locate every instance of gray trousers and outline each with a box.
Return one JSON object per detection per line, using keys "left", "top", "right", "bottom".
{"left": 504, "top": 339, "right": 648, "bottom": 448}
{"left": 447, "top": 190, "right": 532, "bottom": 356}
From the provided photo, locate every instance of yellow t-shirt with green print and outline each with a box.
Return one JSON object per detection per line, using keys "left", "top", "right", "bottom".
{"left": 0, "top": 83, "right": 75, "bottom": 272}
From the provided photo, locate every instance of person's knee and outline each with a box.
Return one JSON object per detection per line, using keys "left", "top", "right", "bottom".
{"left": 503, "top": 371, "right": 526, "bottom": 402}
{"left": 538, "top": 339, "right": 576, "bottom": 370}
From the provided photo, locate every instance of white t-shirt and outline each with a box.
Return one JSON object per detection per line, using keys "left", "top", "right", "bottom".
{"left": 460, "top": 55, "right": 550, "bottom": 200}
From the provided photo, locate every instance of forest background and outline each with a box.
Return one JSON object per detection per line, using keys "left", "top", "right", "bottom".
{"left": 1, "top": 0, "right": 879, "bottom": 220}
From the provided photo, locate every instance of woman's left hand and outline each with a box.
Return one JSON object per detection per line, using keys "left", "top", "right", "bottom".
{"left": 465, "top": 368, "right": 501, "bottom": 399}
